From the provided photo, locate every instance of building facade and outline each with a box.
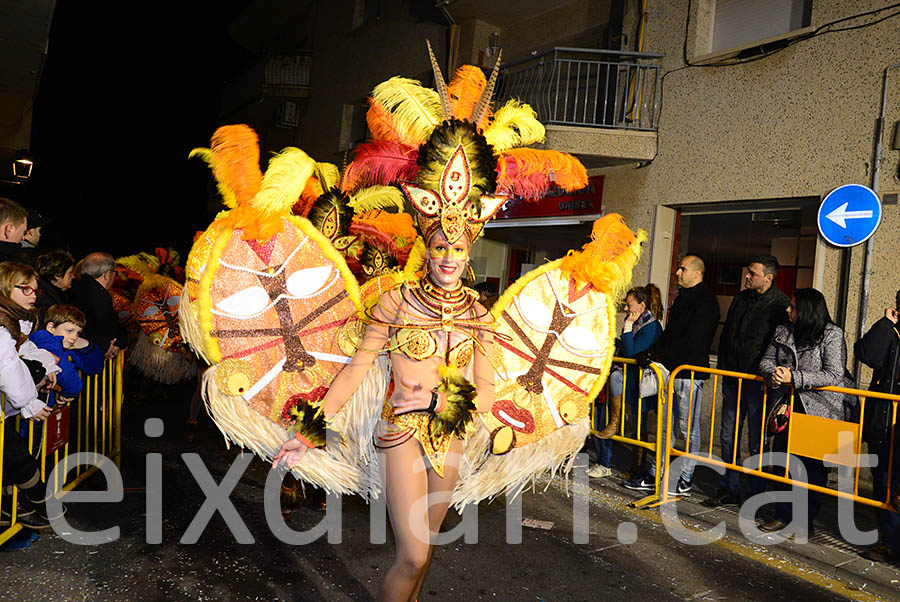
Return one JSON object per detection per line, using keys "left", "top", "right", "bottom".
{"left": 223, "top": 0, "right": 900, "bottom": 376}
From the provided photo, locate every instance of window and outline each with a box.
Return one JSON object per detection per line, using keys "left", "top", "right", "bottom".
{"left": 338, "top": 102, "right": 369, "bottom": 150}
{"left": 352, "top": 0, "right": 380, "bottom": 30}
{"left": 711, "top": 0, "right": 812, "bottom": 53}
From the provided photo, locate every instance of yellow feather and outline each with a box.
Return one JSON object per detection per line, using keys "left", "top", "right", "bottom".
{"left": 371, "top": 77, "right": 442, "bottom": 145}
{"left": 316, "top": 162, "right": 341, "bottom": 190}
{"left": 254, "top": 148, "right": 316, "bottom": 216}
{"left": 559, "top": 214, "right": 648, "bottom": 299}
{"left": 116, "top": 253, "right": 157, "bottom": 279}
{"left": 483, "top": 100, "right": 545, "bottom": 152}
{"left": 189, "top": 148, "right": 238, "bottom": 209}
{"left": 401, "top": 237, "right": 427, "bottom": 280}
{"left": 348, "top": 185, "right": 405, "bottom": 213}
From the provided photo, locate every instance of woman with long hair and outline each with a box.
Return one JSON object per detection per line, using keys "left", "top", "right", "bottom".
{"left": 0, "top": 261, "right": 64, "bottom": 529}
{"left": 34, "top": 250, "right": 75, "bottom": 323}
{"left": 593, "top": 284, "right": 663, "bottom": 480}
{"left": 758, "top": 287, "right": 849, "bottom": 535}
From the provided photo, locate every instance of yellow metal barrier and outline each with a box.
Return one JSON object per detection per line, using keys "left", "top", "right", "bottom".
{"left": 0, "top": 352, "right": 125, "bottom": 546}
{"left": 659, "top": 364, "right": 900, "bottom": 512}
{"left": 591, "top": 357, "right": 667, "bottom": 507}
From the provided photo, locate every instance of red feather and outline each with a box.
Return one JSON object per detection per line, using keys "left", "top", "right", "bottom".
{"left": 342, "top": 141, "right": 419, "bottom": 192}
{"left": 495, "top": 149, "right": 588, "bottom": 200}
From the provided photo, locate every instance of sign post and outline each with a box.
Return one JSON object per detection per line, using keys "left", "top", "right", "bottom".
{"left": 817, "top": 184, "right": 882, "bottom": 248}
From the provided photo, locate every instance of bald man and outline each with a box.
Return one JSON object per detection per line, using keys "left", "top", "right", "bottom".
{"left": 624, "top": 254, "right": 719, "bottom": 495}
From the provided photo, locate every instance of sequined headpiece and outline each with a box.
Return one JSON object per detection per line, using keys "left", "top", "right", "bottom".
{"left": 341, "top": 41, "right": 590, "bottom": 246}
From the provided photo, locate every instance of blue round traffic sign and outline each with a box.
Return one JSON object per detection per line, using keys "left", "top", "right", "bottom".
{"left": 817, "top": 184, "right": 882, "bottom": 248}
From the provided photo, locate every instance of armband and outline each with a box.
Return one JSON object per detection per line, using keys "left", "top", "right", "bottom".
{"left": 427, "top": 389, "right": 439, "bottom": 413}
{"left": 428, "top": 364, "right": 477, "bottom": 440}
{"left": 294, "top": 432, "right": 316, "bottom": 448}
{"left": 288, "top": 397, "right": 327, "bottom": 448}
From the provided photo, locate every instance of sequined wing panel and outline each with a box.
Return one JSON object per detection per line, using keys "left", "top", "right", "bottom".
{"left": 452, "top": 260, "right": 614, "bottom": 508}
{"left": 487, "top": 266, "right": 612, "bottom": 451}
{"left": 203, "top": 216, "right": 358, "bottom": 428}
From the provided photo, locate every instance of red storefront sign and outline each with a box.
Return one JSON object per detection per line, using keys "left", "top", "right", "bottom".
{"left": 495, "top": 175, "right": 603, "bottom": 219}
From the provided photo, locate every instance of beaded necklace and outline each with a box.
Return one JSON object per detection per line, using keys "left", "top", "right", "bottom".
{"left": 409, "top": 275, "right": 478, "bottom": 332}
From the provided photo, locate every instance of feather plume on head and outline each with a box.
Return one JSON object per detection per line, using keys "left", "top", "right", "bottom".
{"left": 336, "top": 42, "right": 591, "bottom": 249}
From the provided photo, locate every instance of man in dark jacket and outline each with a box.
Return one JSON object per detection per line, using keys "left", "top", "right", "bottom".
{"left": 0, "top": 197, "right": 28, "bottom": 262}
{"left": 69, "top": 252, "right": 128, "bottom": 359}
{"left": 625, "top": 254, "right": 719, "bottom": 495}
{"left": 854, "top": 290, "right": 900, "bottom": 562}
{"left": 704, "top": 254, "right": 789, "bottom": 507}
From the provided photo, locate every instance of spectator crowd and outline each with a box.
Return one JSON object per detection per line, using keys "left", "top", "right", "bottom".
{"left": 0, "top": 197, "right": 127, "bottom": 537}
{"left": 588, "top": 249, "right": 900, "bottom": 563}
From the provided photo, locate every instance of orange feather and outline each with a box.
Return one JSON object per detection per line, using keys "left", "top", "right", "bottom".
{"left": 448, "top": 65, "right": 486, "bottom": 121}
{"left": 292, "top": 177, "right": 324, "bottom": 218}
{"left": 366, "top": 98, "right": 413, "bottom": 145}
{"left": 498, "top": 148, "right": 588, "bottom": 191}
{"left": 210, "top": 125, "right": 263, "bottom": 206}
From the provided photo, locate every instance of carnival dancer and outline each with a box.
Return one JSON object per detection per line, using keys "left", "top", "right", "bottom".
{"left": 186, "top": 43, "right": 644, "bottom": 602}
{"left": 275, "top": 219, "right": 493, "bottom": 600}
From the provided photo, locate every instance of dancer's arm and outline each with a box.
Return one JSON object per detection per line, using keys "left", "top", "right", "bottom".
{"left": 273, "top": 290, "right": 397, "bottom": 469}
{"left": 320, "top": 290, "right": 399, "bottom": 418}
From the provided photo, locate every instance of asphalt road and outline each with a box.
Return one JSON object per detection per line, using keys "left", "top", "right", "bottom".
{"left": 0, "top": 375, "right": 860, "bottom": 601}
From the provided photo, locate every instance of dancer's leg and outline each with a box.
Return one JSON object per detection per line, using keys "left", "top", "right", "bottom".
{"left": 407, "top": 437, "right": 462, "bottom": 602}
{"left": 377, "top": 436, "right": 432, "bottom": 602}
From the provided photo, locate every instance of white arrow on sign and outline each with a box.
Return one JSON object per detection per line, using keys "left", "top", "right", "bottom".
{"left": 826, "top": 202, "right": 874, "bottom": 228}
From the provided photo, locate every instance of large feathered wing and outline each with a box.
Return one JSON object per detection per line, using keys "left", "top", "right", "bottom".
{"left": 452, "top": 214, "right": 646, "bottom": 508}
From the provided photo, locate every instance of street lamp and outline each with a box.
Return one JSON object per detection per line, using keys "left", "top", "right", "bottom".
{"left": 13, "top": 149, "right": 33, "bottom": 179}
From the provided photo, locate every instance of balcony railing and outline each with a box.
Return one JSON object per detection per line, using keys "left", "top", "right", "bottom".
{"left": 264, "top": 54, "right": 312, "bottom": 87}
{"left": 496, "top": 47, "right": 664, "bottom": 131}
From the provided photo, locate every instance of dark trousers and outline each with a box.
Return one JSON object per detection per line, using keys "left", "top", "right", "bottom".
{"left": 870, "top": 438, "right": 900, "bottom": 550}
{"left": 771, "top": 404, "right": 829, "bottom": 526}
{"left": 719, "top": 379, "right": 767, "bottom": 497}
{"left": 2, "top": 418, "right": 40, "bottom": 487}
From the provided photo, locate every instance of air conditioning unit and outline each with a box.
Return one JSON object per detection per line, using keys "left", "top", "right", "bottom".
{"left": 275, "top": 101, "right": 299, "bottom": 129}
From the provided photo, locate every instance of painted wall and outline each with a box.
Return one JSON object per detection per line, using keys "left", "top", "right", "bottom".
{"left": 604, "top": 0, "right": 900, "bottom": 373}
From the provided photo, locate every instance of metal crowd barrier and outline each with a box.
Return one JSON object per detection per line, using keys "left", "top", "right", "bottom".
{"left": 591, "top": 357, "right": 667, "bottom": 507}
{"left": 658, "top": 365, "right": 899, "bottom": 511}
{"left": 0, "top": 352, "right": 124, "bottom": 546}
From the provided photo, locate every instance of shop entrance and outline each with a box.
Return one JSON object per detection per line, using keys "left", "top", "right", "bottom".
{"left": 665, "top": 198, "right": 821, "bottom": 351}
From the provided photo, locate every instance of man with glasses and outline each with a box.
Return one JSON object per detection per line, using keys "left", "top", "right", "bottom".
{"left": 69, "top": 252, "right": 127, "bottom": 359}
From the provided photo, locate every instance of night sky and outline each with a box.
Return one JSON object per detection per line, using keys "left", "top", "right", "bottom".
{"left": 27, "top": 1, "right": 254, "bottom": 260}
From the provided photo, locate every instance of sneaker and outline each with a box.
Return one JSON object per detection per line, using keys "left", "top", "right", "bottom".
{"left": 668, "top": 476, "right": 693, "bottom": 496}
{"left": 17, "top": 511, "right": 52, "bottom": 531}
{"left": 701, "top": 488, "right": 740, "bottom": 508}
{"left": 587, "top": 464, "right": 613, "bottom": 478}
{"left": 623, "top": 475, "right": 654, "bottom": 491}
{"left": 758, "top": 518, "right": 809, "bottom": 540}
{"left": 0, "top": 503, "right": 36, "bottom": 527}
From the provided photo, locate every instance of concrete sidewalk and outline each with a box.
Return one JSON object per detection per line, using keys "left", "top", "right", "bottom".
{"left": 586, "top": 441, "right": 900, "bottom": 601}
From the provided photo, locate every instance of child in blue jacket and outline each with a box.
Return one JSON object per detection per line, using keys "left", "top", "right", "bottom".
{"left": 29, "top": 304, "right": 105, "bottom": 405}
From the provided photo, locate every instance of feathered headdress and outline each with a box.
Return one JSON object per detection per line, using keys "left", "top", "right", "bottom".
{"left": 343, "top": 41, "right": 589, "bottom": 245}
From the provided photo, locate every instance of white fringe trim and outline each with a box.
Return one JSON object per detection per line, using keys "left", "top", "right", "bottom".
{"left": 127, "top": 333, "right": 197, "bottom": 383}
{"left": 179, "top": 293, "right": 211, "bottom": 364}
{"left": 450, "top": 418, "right": 591, "bottom": 509}
{"left": 202, "top": 355, "right": 389, "bottom": 497}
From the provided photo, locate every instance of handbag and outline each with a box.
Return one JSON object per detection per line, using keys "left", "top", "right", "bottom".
{"left": 638, "top": 361, "right": 669, "bottom": 398}
{"left": 766, "top": 388, "right": 792, "bottom": 435}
